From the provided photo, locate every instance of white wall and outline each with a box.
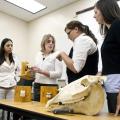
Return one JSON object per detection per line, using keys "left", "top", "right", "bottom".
{"left": 0, "top": 12, "right": 28, "bottom": 61}
{"left": 28, "top": 0, "right": 98, "bottom": 64}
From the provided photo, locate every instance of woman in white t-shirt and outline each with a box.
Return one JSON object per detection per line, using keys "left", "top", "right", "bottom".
{"left": 0, "top": 38, "right": 20, "bottom": 98}
{"left": 31, "top": 34, "right": 62, "bottom": 101}
{"left": 0, "top": 38, "right": 20, "bottom": 120}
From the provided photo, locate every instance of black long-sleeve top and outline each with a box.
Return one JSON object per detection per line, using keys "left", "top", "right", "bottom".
{"left": 101, "top": 19, "right": 120, "bottom": 75}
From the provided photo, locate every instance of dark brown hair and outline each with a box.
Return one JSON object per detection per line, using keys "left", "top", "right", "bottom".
{"left": 65, "top": 20, "right": 97, "bottom": 44}
{"left": 95, "top": 0, "right": 120, "bottom": 35}
{"left": 0, "top": 38, "right": 14, "bottom": 65}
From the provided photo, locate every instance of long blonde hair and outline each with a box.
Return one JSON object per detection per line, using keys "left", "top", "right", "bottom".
{"left": 41, "top": 34, "right": 55, "bottom": 53}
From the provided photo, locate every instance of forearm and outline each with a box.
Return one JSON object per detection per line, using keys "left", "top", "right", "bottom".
{"left": 118, "top": 91, "right": 120, "bottom": 103}
{"left": 115, "top": 90, "right": 120, "bottom": 116}
{"left": 60, "top": 52, "right": 77, "bottom": 73}
{"left": 117, "top": 91, "right": 120, "bottom": 105}
{"left": 38, "top": 69, "right": 50, "bottom": 77}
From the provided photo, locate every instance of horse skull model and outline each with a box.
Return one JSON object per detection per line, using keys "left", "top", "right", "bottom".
{"left": 46, "top": 75, "right": 106, "bottom": 115}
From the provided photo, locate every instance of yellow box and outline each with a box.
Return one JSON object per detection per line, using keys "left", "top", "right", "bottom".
{"left": 40, "top": 86, "right": 58, "bottom": 104}
{"left": 14, "top": 86, "right": 32, "bottom": 102}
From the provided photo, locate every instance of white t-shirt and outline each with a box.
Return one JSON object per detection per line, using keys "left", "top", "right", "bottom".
{"left": 34, "top": 51, "right": 62, "bottom": 84}
{"left": 0, "top": 54, "right": 20, "bottom": 88}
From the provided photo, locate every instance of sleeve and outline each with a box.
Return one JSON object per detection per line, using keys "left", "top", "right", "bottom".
{"left": 14, "top": 55, "right": 21, "bottom": 82}
{"left": 35, "top": 52, "right": 41, "bottom": 66}
{"left": 72, "top": 36, "right": 97, "bottom": 73}
{"left": 49, "top": 59, "right": 63, "bottom": 79}
{"left": 113, "top": 20, "right": 120, "bottom": 44}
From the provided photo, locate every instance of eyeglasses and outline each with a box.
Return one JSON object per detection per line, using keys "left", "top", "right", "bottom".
{"left": 66, "top": 30, "right": 72, "bottom": 35}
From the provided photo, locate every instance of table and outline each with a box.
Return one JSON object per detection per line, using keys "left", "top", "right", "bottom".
{"left": 0, "top": 99, "right": 119, "bottom": 120}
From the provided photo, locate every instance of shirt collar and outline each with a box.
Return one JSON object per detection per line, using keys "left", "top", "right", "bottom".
{"left": 74, "top": 33, "right": 86, "bottom": 43}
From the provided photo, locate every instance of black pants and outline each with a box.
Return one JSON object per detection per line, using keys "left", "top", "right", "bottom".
{"left": 106, "top": 92, "right": 120, "bottom": 114}
{"left": 33, "top": 83, "right": 58, "bottom": 102}
{"left": 13, "top": 113, "right": 21, "bottom": 120}
{"left": 33, "top": 83, "right": 42, "bottom": 102}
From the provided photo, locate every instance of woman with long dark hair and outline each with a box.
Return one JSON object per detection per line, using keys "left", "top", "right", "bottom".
{"left": 0, "top": 38, "right": 20, "bottom": 119}
{"left": 94, "top": 0, "right": 120, "bottom": 116}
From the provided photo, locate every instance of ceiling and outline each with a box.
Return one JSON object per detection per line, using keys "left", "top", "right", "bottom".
{"left": 0, "top": 0, "right": 79, "bottom": 22}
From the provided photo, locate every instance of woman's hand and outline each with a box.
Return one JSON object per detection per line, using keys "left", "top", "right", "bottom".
{"left": 57, "top": 55, "right": 62, "bottom": 61}
{"left": 30, "top": 66, "right": 41, "bottom": 73}
{"left": 54, "top": 51, "right": 62, "bottom": 61}
{"left": 56, "top": 51, "right": 66, "bottom": 61}
{"left": 96, "top": 72, "right": 102, "bottom": 76}
{"left": 115, "top": 91, "right": 120, "bottom": 116}
{"left": 30, "top": 66, "right": 50, "bottom": 77}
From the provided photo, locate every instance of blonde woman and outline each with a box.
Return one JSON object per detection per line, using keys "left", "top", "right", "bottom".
{"left": 31, "top": 34, "right": 62, "bottom": 101}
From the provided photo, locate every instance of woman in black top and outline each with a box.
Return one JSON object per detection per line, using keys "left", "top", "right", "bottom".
{"left": 58, "top": 21, "right": 98, "bottom": 83}
{"left": 94, "top": 0, "right": 120, "bottom": 116}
